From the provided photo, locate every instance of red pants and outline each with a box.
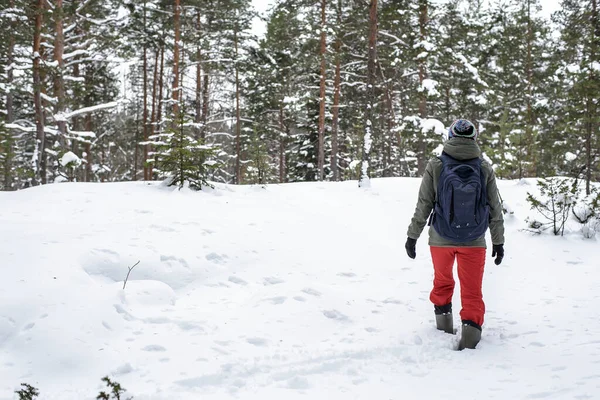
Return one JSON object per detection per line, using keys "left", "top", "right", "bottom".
{"left": 430, "top": 246, "right": 486, "bottom": 326}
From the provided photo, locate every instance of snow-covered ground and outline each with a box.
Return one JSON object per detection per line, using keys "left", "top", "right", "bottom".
{"left": 1, "top": 178, "right": 599, "bottom": 400}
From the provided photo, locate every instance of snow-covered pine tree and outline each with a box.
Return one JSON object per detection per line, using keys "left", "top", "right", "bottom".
{"left": 153, "top": 109, "right": 216, "bottom": 190}
{"left": 483, "top": 0, "right": 551, "bottom": 179}
{"left": 552, "top": 0, "right": 600, "bottom": 194}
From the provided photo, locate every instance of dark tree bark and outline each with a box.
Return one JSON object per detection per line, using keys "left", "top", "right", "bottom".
{"left": 417, "top": 0, "right": 428, "bottom": 176}
{"left": 6, "top": 0, "right": 15, "bottom": 125}
{"left": 234, "top": 27, "right": 242, "bottom": 184}
{"left": 318, "top": 0, "right": 327, "bottom": 181}
{"left": 142, "top": 1, "right": 150, "bottom": 180}
{"left": 586, "top": 0, "right": 598, "bottom": 194}
{"left": 172, "top": 0, "right": 181, "bottom": 117}
{"left": 279, "top": 104, "right": 286, "bottom": 183}
{"left": 330, "top": 0, "right": 342, "bottom": 181}
{"left": 195, "top": 10, "right": 203, "bottom": 139}
{"left": 84, "top": 114, "right": 92, "bottom": 182}
{"left": 32, "top": 0, "right": 46, "bottom": 184}
{"left": 152, "top": 44, "right": 165, "bottom": 179}
{"left": 150, "top": 48, "right": 160, "bottom": 177}
{"left": 54, "top": 0, "right": 67, "bottom": 145}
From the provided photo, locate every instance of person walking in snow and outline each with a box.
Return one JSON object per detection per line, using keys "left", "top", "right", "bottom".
{"left": 405, "top": 119, "right": 505, "bottom": 350}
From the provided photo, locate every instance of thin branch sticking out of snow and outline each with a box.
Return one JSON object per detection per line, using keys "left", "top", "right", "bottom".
{"left": 123, "top": 261, "right": 140, "bottom": 290}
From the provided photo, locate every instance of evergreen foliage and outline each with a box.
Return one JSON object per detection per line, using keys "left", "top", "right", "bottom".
{"left": 153, "top": 111, "right": 216, "bottom": 190}
{"left": 0, "top": 0, "right": 598, "bottom": 189}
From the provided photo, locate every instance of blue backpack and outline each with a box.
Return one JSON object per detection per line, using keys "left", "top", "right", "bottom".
{"left": 430, "top": 153, "right": 489, "bottom": 242}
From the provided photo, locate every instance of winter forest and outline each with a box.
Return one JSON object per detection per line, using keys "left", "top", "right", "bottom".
{"left": 0, "top": 0, "right": 598, "bottom": 191}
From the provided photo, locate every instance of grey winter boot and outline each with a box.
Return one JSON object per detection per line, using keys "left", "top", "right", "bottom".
{"left": 435, "top": 313, "right": 454, "bottom": 334}
{"left": 434, "top": 304, "right": 454, "bottom": 334}
{"left": 458, "top": 321, "right": 482, "bottom": 350}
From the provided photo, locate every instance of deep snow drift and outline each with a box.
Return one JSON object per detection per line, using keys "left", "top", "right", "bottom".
{"left": 0, "top": 178, "right": 598, "bottom": 399}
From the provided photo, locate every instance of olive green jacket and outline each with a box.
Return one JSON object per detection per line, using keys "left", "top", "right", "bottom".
{"left": 407, "top": 137, "right": 505, "bottom": 248}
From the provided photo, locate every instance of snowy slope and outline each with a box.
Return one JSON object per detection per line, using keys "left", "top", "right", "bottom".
{"left": 0, "top": 178, "right": 599, "bottom": 400}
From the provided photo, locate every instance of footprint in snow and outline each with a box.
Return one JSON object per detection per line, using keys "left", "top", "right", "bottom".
{"left": 228, "top": 276, "right": 247, "bottom": 285}
{"left": 263, "top": 277, "right": 285, "bottom": 285}
{"left": 160, "top": 255, "right": 189, "bottom": 268}
{"left": 246, "top": 337, "right": 268, "bottom": 346}
{"left": 94, "top": 248, "right": 119, "bottom": 256}
{"left": 337, "top": 272, "right": 357, "bottom": 278}
{"left": 264, "top": 296, "right": 287, "bottom": 305}
{"left": 293, "top": 296, "right": 306, "bottom": 302}
{"left": 323, "top": 310, "right": 350, "bottom": 322}
{"left": 134, "top": 209, "right": 152, "bottom": 214}
{"left": 142, "top": 345, "right": 166, "bottom": 352}
{"left": 22, "top": 323, "right": 35, "bottom": 331}
{"left": 150, "top": 224, "right": 177, "bottom": 233}
{"left": 302, "top": 288, "right": 322, "bottom": 297}
{"left": 383, "top": 298, "right": 403, "bottom": 305}
{"left": 111, "top": 363, "right": 134, "bottom": 375}
{"left": 206, "top": 252, "right": 228, "bottom": 265}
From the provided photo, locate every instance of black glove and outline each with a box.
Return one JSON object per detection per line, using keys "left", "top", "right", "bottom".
{"left": 492, "top": 244, "right": 504, "bottom": 265}
{"left": 405, "top": 237, "right": 417, "bottom": 259}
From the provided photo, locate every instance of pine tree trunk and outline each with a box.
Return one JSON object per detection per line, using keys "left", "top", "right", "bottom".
{"left": 133, "top": 93, "right": 139, "bottom": 181}
{"left": 234, "top": 27, "right": 242, "bottom": 185}
{"left": 201, "top": 29, "right": 210, "bottom": 140}
{"left": 330, "top": 0, "right": 342, "bottom": 182}
{"left": 32, "top": 0, "right": 46, "bottom": 185}
{"left": 195, "top": 11, "right": 203, "bottom": 139}
{"left": 359, "top": 0, "right": 378, "bottom": 188}
{"left": 385, "top": 85, "right": 395, "bottom": 177}
{"left": 100, "top": 144, "right": 106, "bottom": 182}
{"left": 279, "top": 104, "right": 286, "bottom": 183}
{"left": 526, "top": 0, "right": 536, "bottom": 177}
{"left": 417, "top": 0, "right": 428, "bottom": 176}
{"left": 172, "top": 0, "right": 181, "bottom": 118}
{"left": 4, "top": 0, "right": 15, "bottom": 189}
{"left": 85, "top": 114, "right": 92, "bottom": 182}
{"left": 318, "top": 0, "right": 327, "bottom": 181}
{"left": 142, "top": 1, "right": 149, "bottom": 180}
{"left": 72, "top": 58, "right": 81, "bottom": 181}
{"left": 587, "top": 0, "right": 598, "bottom": 195}
{"left": 150, "top": 48, "right": 159, "bottom": 175}
{"left": 7, "top": 0, "right": 15, "bottom": 125}
{"left": 54, "top": 0, "right": 67, "bottom": 146}
{"left": 153, "top": 44, "right": 165, "bottom": 179}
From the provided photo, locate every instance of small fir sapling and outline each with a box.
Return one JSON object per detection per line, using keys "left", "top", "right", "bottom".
{"left": 526, "top": 177, "right": 580, "bottom": 236}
